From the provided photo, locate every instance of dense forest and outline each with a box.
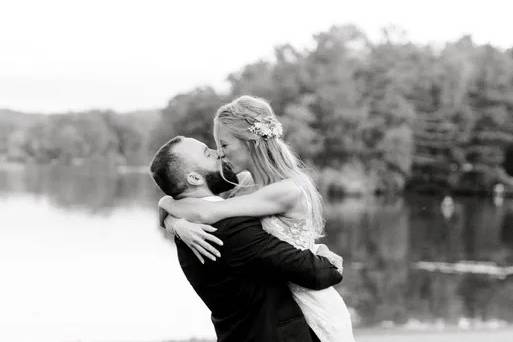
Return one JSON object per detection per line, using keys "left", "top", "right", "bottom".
{"left": 0, "top": 108, "right": 160, "bottom": 166}
{"left": 2, "top": 25, "right": 513, "bottom": 195}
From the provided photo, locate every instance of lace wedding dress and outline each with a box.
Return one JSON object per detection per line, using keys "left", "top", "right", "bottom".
{"left": 260, "top": 192, "right": 355, "bottom": 342}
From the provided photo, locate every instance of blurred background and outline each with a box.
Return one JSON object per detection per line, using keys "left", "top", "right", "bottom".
{"left": 1, "top": 0, "right": 513, "bottom": 341}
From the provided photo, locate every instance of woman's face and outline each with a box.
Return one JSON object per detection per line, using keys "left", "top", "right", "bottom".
{"left": 215, "top": 122, "right": 251, "bottom": 174}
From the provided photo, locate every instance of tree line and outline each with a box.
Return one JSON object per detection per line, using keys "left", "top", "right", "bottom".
{"left": 3, "top": 25, "right": 513, "bottom": 195}
{"left": 0, "top": 109, "right": 159, "bottom": 166}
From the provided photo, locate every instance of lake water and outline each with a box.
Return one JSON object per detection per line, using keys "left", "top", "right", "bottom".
{"left": 1, "top": 165, "right": 512, "bottom": 341}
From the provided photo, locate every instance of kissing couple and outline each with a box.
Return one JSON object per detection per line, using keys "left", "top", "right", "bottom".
{"left": 150, "top": 96, "right": 355, "bottom": 342}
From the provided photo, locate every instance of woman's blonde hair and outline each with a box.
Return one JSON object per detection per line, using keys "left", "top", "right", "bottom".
{"left": 214, "top": 95, "right": 325, "bottom": 237}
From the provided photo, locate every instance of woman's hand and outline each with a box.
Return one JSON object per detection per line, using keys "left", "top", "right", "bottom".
{"left": 163, "top": 216, "right": 223, "bottom": 264}
{"left": 316, "top": 244, "right": 344, "bottom": 275}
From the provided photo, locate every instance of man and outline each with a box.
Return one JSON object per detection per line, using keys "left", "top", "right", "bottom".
{"left": 149, "top": 136, "right": 342, "bottom": 342}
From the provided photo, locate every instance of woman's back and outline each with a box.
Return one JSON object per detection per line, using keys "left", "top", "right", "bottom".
{"left": 229, "top": 174, "right": 317, "bottom": 250}
{"left": 261, "top": 215, "right": 315, "bottom": 250}
{"left": 261, "top": 183, "right": 316, "bottom": 251}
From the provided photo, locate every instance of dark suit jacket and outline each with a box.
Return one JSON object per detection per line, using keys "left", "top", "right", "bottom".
{"left": 175, "top": 216, "right": 342, "bottom": 342}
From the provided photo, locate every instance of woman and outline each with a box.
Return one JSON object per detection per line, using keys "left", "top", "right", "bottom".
{"left": 160, "top": 96, "right": 355, "bottom": 341}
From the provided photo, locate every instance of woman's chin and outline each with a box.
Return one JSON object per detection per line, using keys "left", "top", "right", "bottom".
{"left": 225, "top": 160, "right": 247, "bottom": 174}
{"left": 230, "top": 164, "right": 243, "bottom": 174}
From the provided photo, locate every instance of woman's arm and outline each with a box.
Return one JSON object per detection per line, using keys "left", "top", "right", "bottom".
{"left": 159, "top": 204, "right": 223, "bottom": 264}
{"left": 159, "top": 179, "right": 303, "bottom": 224}
{"left": 315, "top": 244, "right": 344, "bottom": 275}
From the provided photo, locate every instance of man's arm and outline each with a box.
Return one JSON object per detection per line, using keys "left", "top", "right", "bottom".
{"left": 214, "top": 217, "right": 342, "bottom": 290}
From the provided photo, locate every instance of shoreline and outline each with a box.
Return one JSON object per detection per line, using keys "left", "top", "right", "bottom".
{"left": 354, "top": 326, "right": 513, "bottom": 342}
{"left": 2, "top": 161, "right": 513, "bottom": 197}
{"left": 0, "top": 160, "right": 148, "bottom": 174}
{"left": 164, "top": 327, "right": 513, "bottom": 342}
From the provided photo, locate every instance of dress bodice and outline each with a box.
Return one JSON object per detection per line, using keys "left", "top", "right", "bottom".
{"left": 261, "top": 186, "right": 316, "bottom": 250}
{"left": 228, "top": 174, "right": 316, "bottom": 250}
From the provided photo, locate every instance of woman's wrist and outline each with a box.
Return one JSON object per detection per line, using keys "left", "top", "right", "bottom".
{"left": 164, "top": 216, "right": 183, "bottom": 238}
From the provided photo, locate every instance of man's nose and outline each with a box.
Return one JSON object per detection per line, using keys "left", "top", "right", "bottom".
{"left": 216, "top": 151, "right": 225, "bottom": 160}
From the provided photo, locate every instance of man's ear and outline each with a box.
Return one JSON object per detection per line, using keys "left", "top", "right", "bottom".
{"left": 186, "top": 171, "right": 205, "bottom": 186}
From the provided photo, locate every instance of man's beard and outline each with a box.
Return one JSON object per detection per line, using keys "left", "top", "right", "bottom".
{"left": 205, "top": 162, "right": 239, "bottom": 195}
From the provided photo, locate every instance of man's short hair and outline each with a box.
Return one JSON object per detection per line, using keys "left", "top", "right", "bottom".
{"left": 149, "top": 136, "right": 188, "bottom": 197}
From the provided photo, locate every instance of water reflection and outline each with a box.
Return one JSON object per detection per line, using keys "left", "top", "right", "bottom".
{"left": 0, "top": 164, "right": 159, "bottom": 213}
{"left": 1, "top": 166, "right": 512, "bottom": 336}
{"left": 0, "top": 170, "right": 214, "bottom": 342}
{"left": 324, "top": 194, "right": 513, "bottom": 327}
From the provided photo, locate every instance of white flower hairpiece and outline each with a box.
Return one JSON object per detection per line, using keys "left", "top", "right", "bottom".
{"left": 248, "top": 117, "right": 283, "bottom": 139}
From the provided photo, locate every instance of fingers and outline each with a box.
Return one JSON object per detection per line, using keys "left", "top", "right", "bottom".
{"left": 330, "top": 253, "right": 343, "bottom": 270}
{"left": 191, "top": 247, "right": 205, "bottom": 264}
{"left": 200, "top": 225, "right": 218, "bottom": 233}
{"left": 196, "top": 239, "right": 221, "bottom": 258}
{"left": 335, "top": 257, "right": 343, "bottom": 267}
{"left": 203, "top": 232, "right": 224, "bottom": 246}
{"left": 193, "top": 243, "right": 218, "bottom": 262}
{"left": 199, "top": 225, "right": 223, "bottom": 246}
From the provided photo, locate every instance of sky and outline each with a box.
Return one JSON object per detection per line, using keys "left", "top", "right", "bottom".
{"left": 0, "top": 0, "right": 512, "bottom": 113}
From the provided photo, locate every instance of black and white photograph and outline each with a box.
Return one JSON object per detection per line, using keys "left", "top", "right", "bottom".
{"left": 1, "top": 1, "right": 513, "bottom": 341}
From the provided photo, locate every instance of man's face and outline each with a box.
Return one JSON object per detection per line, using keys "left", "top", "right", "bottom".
{"left": 173, "top": 137, "right": 238, "bottom": 194}
{"left": 173, "top": 137, "right": 220, "bottom": 173}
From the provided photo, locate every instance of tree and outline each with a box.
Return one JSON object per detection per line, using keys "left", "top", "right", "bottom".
{"left": 151, "top": 87, "right": 226, "bottom": 150}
